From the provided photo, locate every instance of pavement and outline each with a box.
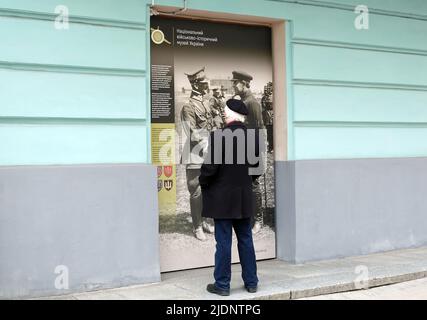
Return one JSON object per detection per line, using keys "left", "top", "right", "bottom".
{"left": 302, "top": 277, "right": 427, "bottom": 300}
{"left": 38, "top": 246, "right": 427, "bottom": 300}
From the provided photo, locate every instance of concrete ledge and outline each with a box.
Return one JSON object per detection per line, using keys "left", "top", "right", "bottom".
{"left": 34, "top": 245, "right": 427, "bottom": 300}
{"left": 284, "top": 270, "right": 427, "bottom": 300}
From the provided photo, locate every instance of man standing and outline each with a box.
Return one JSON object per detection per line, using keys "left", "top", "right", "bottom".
{"left": 261, "top": 83, "right": 274, "bottom": 153}
{"left": 199, "top": 98, "right": 261, "bottom": 296}
{"left": 231, "top": 70, "right": 265, "bottom": 234}
{"left": 180, "top": 67, "right": 215, "bottom": 241}
{"left": 209, "top": 86, "right": 226, "bottom": 129}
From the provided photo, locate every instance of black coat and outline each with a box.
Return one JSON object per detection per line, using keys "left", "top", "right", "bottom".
{"left": 199, "top": 121, "right": 261, "bottom": 219}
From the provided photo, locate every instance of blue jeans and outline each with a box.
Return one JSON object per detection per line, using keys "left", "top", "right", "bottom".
{"left": 214, "top": 218, "right": 258, "bottom": 290}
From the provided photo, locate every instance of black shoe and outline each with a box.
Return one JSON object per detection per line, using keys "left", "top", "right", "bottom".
{"left": 206, "top": 283, "right": 230, "bottom": 296}
{"left": 245, "top": 286, "right": 258, "bottom": 293}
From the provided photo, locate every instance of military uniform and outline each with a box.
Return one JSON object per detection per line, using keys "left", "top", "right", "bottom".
{"left": 209, "top": 88, "right": 225, "bottom": 129}
{"left": 230, "top": 71, "right": 265, "bottom": 130}
{"left": 261, "top": 93, "right": 274, "bottom": 153}
{"left": 180, "top": 67, "right": 215, "bottom": 239}
{"left": 231, "top": 71, "right": 266, "bottom": 231}
{"left": 181, "top": 94, "right": 215, "bottom": 167}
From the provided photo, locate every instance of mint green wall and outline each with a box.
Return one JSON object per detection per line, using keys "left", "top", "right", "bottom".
{"left": 0, "top": 0, "right": 149, "bottom": 165}
{"left": 1, "top": 0, "right": 426, "bottom": 164}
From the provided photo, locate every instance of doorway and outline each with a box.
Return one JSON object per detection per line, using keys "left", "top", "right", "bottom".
{"left": 149, "top": 7, "right": 287, "bottom": 272}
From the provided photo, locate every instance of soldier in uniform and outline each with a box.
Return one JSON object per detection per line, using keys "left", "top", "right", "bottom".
{"left": 209, "top": 86, "right": 226, "bottom": 129}
{"left": 220, "top": 85, "right": 227, "bottom": 100}
{"left": 231, "top": 70, "right": 266, "bottom": 234}
{"left": 261, "top": 82, "right": 274, "bottom": 153}
{"left": 181, "top": 67, "right": 215, "bottom": 241}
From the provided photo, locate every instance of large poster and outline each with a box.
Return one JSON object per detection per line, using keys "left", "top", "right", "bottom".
{"left": 151, "top": 16, "right": 275, "bottom": 272}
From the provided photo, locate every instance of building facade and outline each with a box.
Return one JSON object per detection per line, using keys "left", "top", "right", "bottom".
{"left": 1, "top": 0, "right": 427, "bottom": 298}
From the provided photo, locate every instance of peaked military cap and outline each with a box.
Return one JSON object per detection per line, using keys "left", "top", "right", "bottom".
{"left": 226, "top": 98, "right": 248, "bottom": 115}
{"left": 185, "top": 67, "right": 209, "bottom": 83}
{"left": 231, "top": 70, "right": 253, "bottom": 82}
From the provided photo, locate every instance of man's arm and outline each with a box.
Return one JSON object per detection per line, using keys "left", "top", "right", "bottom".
{"left": 252, "top": 99, "right": 265, "bottom": 129}
{"left": 181, "top": 104, "right": 207, "bottom": 143}
{"left": 199, "top": 132, "right": 219, "bottom": 188}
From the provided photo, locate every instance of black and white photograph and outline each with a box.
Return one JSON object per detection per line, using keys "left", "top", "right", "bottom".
{"left": 151, "top": 16, "right": 276, "bottom": 272}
